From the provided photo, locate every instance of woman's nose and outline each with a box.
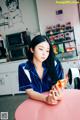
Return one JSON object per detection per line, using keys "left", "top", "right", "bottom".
{"left": 42, "top": 51, "right": 47, "bottom": 56}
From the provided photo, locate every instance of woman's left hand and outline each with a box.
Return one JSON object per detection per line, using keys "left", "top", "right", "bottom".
{"left": 50, "top": 85, "right": 62, "bottom": 101}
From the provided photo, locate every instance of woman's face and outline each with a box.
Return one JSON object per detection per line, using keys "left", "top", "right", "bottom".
{"left": 31, "top": 41, "right": 50, "bottom": 62}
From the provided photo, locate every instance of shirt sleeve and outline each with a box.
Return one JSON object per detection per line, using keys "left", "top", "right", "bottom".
{"left": 18, "top": 64, "right": 33, "bottom": 91}
{"left": 55, "top": 58, "right": 64, "bottom": 80}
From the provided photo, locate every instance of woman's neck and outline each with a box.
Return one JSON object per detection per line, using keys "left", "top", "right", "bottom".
{"left": 32, "top": 58, "right": 43, "bottom": 80}
{"left": 32, "top": 58, "right": 42, "bottom": 69}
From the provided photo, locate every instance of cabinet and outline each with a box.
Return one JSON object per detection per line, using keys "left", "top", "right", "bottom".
{"left": 46, "top": 27, "right": 78, "bottom": 59}
{"left": 61, "top": 58, "right": 80, "bottom": 76}
{"left": 0, "top": 59, "right": 26, "bottom": 96}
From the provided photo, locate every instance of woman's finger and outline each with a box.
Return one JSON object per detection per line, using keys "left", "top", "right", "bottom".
{"left": 48, "top": 93, "right": 58, "bottom": 105}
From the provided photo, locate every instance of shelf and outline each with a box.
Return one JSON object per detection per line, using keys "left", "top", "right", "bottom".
{"left": 46, "top": 27, "right": 78, "bottom": 58}
{"left": 10, "top": 56, "right": 26, "bottom": 61}
{"left": 46, "top": 28, "right": 74, "bottom": 36}
{"left": 0, "top": 22, "right": 8, "bottom": 27}
{"left": 8, "top": 44, "right": 28, "bottom": 50}
{"left": 0, "top": 58, "right": 7, "bottom": 63}
{"left": 51, "top": 39, "right": 75, "bottom": 45}
{"left": 56, "top": 51, "right": 77, "bottom": 60}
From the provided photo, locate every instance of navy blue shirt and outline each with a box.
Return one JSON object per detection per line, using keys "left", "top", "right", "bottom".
{"left": 18, "top": 58, "right": 63, "bottom": 93}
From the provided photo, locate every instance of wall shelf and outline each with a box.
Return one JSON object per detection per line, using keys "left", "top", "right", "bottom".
{"left": 46, "top": 26, "right": 78, "bottom": 59}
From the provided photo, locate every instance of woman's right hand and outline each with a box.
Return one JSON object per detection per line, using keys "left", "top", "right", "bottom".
{"left": 45, "top": 93, "right": 58, "bottom": 105}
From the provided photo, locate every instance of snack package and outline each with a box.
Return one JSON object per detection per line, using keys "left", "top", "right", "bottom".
{"left": 56, "top": 78, "right": 67, "bottom": 89}
{"left": 50, "top": 78, "right": 68, "bottom": 100}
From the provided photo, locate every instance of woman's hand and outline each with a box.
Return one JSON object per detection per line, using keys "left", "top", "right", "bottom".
{"left": 50, "top": 76, "right": 69, "bottom": 101}
{"left": 45, "top": 92, "right": 58, "bottom": 105}
{"left": 51, "top": 85, "right": 62, "bottom": 101}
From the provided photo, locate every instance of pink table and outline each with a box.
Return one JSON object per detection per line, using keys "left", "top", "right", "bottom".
{"left": 15, "top": 89, "right": 80, "bottom": 120}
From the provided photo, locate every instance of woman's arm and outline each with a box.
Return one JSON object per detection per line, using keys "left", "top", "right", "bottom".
{"left": 25, "top": 89, "right": 58, "bottom": 105}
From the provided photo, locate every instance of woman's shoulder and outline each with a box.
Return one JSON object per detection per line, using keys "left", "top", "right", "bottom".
{"left": 25, "top": 60, "right": 34, "bottom": 70}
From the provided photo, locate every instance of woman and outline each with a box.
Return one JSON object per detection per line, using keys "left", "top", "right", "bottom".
{"left": 19, "top": 35, "right": 64, "bottom": 105}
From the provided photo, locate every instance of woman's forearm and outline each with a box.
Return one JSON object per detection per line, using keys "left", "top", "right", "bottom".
{"left": 25, "top": 89, "right": 46, "bottom": 102}
{"left": 25, "top": 89, "right": 58, "bottom": 105}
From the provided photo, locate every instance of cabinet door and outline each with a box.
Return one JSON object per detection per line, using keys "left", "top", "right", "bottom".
{"left": 62, "top": 60, "right": 80, "bottom": 76}
{"left": 9, "top": 71, "right": 19, "bottom": 95}
{"left": 0, "top": 60, "right": 26, "bottom": 95}
{"left": 10, "top": 71, "right": 22, "bottom": 95}
{"left": 62, "top": 62, "right": 69, "bottom": 75}
{"left": 62, "top": 61, "right": 74, "bottom": 75}
{"left": 0, "top": 73, "right": 12, "bottom": 95}
{"left": 0, "top": 71, "right": 24, "bottom": 95}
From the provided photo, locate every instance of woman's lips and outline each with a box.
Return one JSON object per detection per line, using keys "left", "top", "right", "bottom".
{"left": 41, "top": 57, "right": 46, "bottom": 59}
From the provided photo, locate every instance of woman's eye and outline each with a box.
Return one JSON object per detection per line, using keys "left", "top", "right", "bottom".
{"left": 39, "top": 48, "right": 49, "bottom": 52}
{"left": 46, "top": 50, "right": 49, "bottom": 53}
{"left": 39, "top": 48, "right": 43, "bottom": 50}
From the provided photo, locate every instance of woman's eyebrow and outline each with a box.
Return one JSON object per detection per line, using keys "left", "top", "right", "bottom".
{"left": 39, "top": 45, "right": 50, "bottom": 49}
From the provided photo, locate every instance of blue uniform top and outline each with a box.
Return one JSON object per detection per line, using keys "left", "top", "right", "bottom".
{"left": 18, "top": 58, "right": 64, "bottom": 93}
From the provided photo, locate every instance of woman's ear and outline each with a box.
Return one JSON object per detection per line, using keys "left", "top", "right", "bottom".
{"left": 30, "top": 48, "right": 34, "bottom": 53}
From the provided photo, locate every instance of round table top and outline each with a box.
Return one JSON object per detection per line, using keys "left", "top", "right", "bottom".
{"left": 15, "top": 89, "right": 80, "bottom": 120}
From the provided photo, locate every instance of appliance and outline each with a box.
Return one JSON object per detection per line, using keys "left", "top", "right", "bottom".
{"left": 0, "top": 40, "right": 6, "bottom": 59}
{"left": 6, "top": 31, "right": 31, "bottom": 61}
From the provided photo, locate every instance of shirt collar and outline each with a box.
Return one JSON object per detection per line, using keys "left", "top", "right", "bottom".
{"left": 25, "top": 60, "right": 34, "bottom": 70}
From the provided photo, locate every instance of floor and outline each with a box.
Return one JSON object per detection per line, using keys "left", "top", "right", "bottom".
{"left": 0, "top": 94, "right": 28, "bottom": 120}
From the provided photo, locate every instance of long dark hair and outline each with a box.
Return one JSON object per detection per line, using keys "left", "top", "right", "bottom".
{"left": 27, "top": 35, "right": 58, "bottom": 84}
